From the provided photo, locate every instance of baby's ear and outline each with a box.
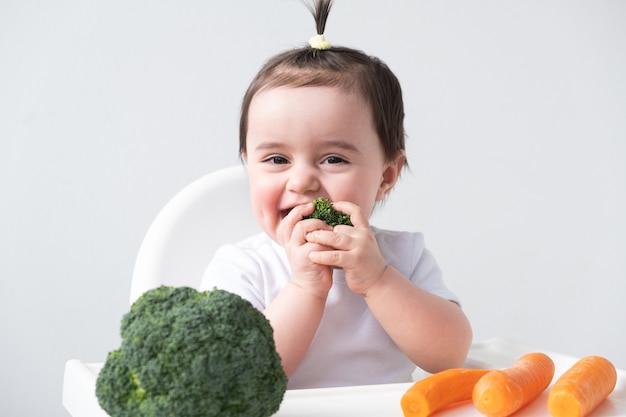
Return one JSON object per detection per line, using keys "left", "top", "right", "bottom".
{"left": 376, "top": 152, "right": 406, "bottom": 201}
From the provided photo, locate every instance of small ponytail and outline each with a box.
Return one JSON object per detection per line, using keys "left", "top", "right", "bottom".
{"left": 304, "top": 0, "right": 333, "bottom": 50}
{"left": 303, "top": 0, "right": 333, "bottom": 35}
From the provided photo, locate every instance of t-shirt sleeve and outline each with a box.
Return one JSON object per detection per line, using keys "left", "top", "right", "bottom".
{"left": 200, "top": 243, "right": 266, "bottom": 311}
{"left": 376, "top": 229, "right": 461, "bottom": 305}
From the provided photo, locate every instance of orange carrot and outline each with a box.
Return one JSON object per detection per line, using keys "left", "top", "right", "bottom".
{"left": 472, "top": 352, "right": 555, "bottom": 417}
{"left": 548, "top": 355, "right": 617, "bottom": 417}
{"left": 401, "top": 368, "right": 492, "bottom": 417}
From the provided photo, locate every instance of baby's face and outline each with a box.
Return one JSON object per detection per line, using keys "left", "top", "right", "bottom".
{"left": 243, "top": 85, "right": 398, "bottom": 245}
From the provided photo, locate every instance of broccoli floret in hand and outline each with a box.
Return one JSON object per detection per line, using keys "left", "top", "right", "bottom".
{"left": 95, "top": 286, "right": 287, "bottom": 417}
{"left": 303, "top": 197, "right": 353, "bottom": 227}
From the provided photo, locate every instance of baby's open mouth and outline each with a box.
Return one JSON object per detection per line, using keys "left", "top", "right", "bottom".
{"left": 280, "top": 208, "right": 293, "bottom": 219}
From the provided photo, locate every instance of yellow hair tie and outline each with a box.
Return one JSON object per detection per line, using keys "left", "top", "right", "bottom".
{"left": 308, "top": 34, "right": 331, "bottom": 50}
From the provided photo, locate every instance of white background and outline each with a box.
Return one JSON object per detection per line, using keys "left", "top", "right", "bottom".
{"left": 1, "top": 1, "right": 625, "bottom": 416}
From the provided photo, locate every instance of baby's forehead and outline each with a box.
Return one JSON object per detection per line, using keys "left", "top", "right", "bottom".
{"left": 249, "top": 85, "right": 376, "bottom": 130}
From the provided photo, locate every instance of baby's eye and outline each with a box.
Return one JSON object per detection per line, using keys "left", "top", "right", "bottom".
{"left": 323, "top": 155, "right": 347, "bottom": 164}
{"left": 264, "top": 155, "right": 289, "bottom": 164}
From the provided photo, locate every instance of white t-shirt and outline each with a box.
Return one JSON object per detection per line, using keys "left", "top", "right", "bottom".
{"left": 200, "top": 227, "right": 459, "bottom": 389}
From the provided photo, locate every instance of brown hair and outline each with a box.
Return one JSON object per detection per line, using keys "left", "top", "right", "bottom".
{"left": 239, "top": 0, "right": 406, "bottom": 164}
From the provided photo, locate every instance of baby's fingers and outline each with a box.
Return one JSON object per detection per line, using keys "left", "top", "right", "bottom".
{"left": 308, "top": 249, "right": 344, "bottom": 267}
{"left": 277, "top": 203, "right": 319, "bottom": 245}
{"left": 329, "top": 201, "right": 369, "bottom": 228}
{"left": 305, "top": 229, "right": 353, "bottom": 251}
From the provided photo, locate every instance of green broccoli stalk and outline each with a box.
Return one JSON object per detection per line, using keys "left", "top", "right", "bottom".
{"left": 303, "top": 197, "right": 353, "bottom": 227}
{"left": 95, "top": 286, "right": 287, "bottom": 417}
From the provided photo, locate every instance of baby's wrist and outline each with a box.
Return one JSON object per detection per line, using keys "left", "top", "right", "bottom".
{"left": 361, "top": 263, "right": 390, "bottom": 298}
{"left": 288, "top": 279, "right": 330, "bottom": 303}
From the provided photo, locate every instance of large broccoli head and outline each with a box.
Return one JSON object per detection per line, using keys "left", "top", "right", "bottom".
{"left": 95, "top": 286, "right": 287, "bottom": 417}
{"left": 303, "top": 197, "right": 353, "bottom": 227}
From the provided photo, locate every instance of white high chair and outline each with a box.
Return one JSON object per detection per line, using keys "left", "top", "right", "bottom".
{"left": 129, "top": 164, "right": 260, "bottom": 303}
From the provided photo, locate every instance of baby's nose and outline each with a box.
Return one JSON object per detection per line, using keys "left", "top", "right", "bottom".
{"left": 286, "top": 165, "right": 320, "bottom": 194}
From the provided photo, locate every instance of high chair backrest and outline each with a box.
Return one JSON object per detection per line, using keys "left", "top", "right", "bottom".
{"left": 130, "top": 165, "right": 260, "bottom": 304}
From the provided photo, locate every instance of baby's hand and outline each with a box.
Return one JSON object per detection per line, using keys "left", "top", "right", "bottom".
{"left": 304, "top": 201, "right": 387, "bottom": 296}
{"left": 278, "top": 203, "right": 335, "bottom": 298}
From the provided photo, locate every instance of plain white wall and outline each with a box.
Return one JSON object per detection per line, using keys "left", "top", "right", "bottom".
{"left": 1, "top": 1, "right": 624, "bottom": 416}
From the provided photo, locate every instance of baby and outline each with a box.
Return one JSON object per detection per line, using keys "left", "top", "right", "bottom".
{"left": 202, "top": 0, "right": 472, "bottom": 389}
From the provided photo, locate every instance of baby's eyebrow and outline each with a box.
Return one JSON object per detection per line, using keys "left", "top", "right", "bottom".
{"left": 321, "top": 140, "right": 360, "bottom": 153}
{"left": 253, "top": 139, "right": 360, "bottom": 153}
{"left": 253, "top": 141, "right": 284, "bottom": 151}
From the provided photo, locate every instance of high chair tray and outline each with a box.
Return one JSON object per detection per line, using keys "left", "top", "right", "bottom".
{"left": 63, "top": 337, "right": 626, "bottom": 417}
